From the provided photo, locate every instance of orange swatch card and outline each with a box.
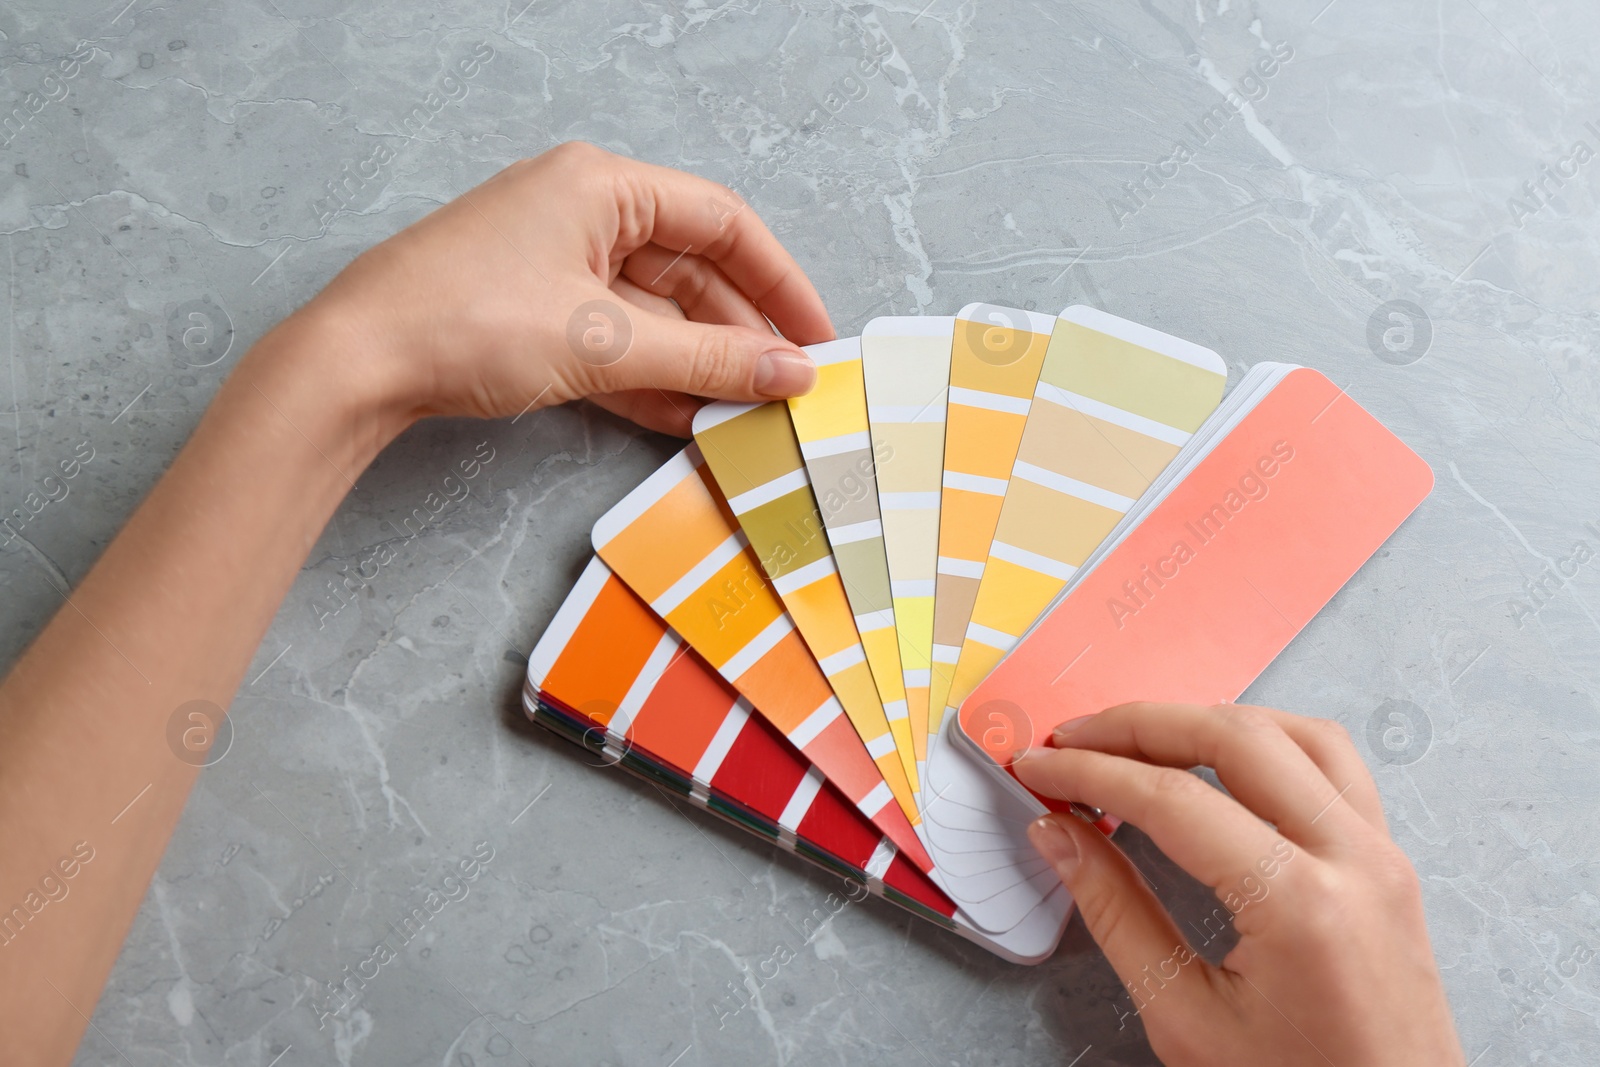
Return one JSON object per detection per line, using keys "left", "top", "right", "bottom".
{"left": 958, "top": 367, "right": 1434, "bottom": 787}
{"left": 591, "top": 447, "right": 935, "bottom": 873}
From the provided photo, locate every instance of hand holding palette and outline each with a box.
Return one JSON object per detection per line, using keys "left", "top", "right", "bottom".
{"left": 524, "top": 305, "right": 1432, "bottom": 963}
{"left": 959, "top": 365, "right": 1435, "bottom": 792}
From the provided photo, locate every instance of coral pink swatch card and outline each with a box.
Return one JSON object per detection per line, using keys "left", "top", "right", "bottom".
{"left": 958, "top": 366, "right": 1434, "bottom": 797}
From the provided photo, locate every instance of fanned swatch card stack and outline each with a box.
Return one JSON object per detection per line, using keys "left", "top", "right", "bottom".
{"left": 524, "top": 303, "right": 1434, "bottom": 963}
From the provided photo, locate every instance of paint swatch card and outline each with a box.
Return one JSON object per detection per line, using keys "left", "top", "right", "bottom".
{"left": 526, "top": 555, "right": 1070, "bottom": 962}
{"left": 531, "top": 302, "right": 1433, "bottom": 968}
{"left": 943, "top": 307, "right": 1229, "bottom": 742}
{"left": 958, "top": 367, "right": 1435, "bottom": 801}
{"left": 525, "top": 557, "right": 951, "bottom": 923}
{"left": 786, "top": 337, "right": 916, "bottom": 792}
{"left": 692, "top": 400, "right": 919, "bottom": 821}
{"left": 862, "top": 316, "right": 956, "bottom": 786}
{"left": 929, "top": 304, "right": 1056, "bottom": 741}
{"left": 591, "top": 446, "right": 934, "bottom": 873}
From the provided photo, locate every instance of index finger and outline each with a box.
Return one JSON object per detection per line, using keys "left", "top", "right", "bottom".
{"left": 1052, "top": 702, "right": 1386, "bottom": 844}
{"left": 1014, "top": 746, "right": 1297, "bottom": 897}
{"left": 612, "top": 154, "right": 835, "bottom": 346}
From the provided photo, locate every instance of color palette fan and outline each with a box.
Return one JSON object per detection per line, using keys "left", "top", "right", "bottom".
{"left": 524, "top": 304, "right": 1434, "bottom": 962}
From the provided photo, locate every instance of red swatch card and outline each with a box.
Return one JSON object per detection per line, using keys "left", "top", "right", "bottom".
{"left": 958, "top": 367, "right": 1434, "bottom": 782}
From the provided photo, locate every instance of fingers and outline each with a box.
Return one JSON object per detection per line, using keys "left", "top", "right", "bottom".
{"left": 609, "top": 272, "right": 685, "bottom": 321}
{"left": 1053, "top": 703, "right": 1385, "bottom": 840}
{"left": 621, "top": 244, "right": 772, "bottom": 333}
{"left": 1014, "top": 746, "right": 1290, "bottom": 894}
{"left": 593, "top": 271, "right": 801, "bottom": 428}
{"left": 1028, "top": 814, "right": 1214, "bottom": 1016}
{"left": 581, "top": 300, "right": 817, "bottom": 402}
{"left": 597, "top": 148, "right": 834, "bottom": 345}
{"left": 588, "top": 390, "right": 702, "bottom": 437}
{"left": 1253, "top": 707, "right": 1387, "bottom": 832}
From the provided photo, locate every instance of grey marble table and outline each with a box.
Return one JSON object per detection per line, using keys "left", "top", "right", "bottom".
{"left": 2, "top": 0, "right": 1595, "bottom": 1063}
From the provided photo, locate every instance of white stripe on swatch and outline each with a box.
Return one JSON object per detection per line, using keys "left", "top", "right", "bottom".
{"left": 942, "top": 470, "right": 1009, "bottom": 496}
{"left": 864, "top": 837, "right": 896, "bottom": 879}
{"left": 858, "top": 780, "right": 893, "bottom": 817}
{"left": 1033, "top": 381, "right": 1192, "bottom": 446}
{"left": 987, "top": 539, "right": 1081, "bottom": 581}
{"left": 948, "top": 385, "right": 1031, "bottom": 416}
{"left": 854, "top": 609, "right": 896, "bottom": 632}
{"left": 650, "top": 532, "right": 747, "bottom": 616}
{"left": 800, "top": 430, "right": 872, "bottom": 460}
{"left": 891, "top": 579, "right": 936, "bottom": 598}
{"left": 965, "top": 621, "right": 1020, "bottom": 653}
{"left": 937, "top": 556, "right": 985, "bottom": 579}
{"left": 817, "top": 643, "right": 866, "bottom": 675}
{"left": 879, "top": 491, "right": 941, "bottom": 511}
{"left": 719, "top": 613, "right": 794, "bottom": 679}
{"left": 693, "top": 699, "right": 751, "bottom": 781}
{"left": 1010, "top": 461, "right": 1136, "bottom": 511}
{"left": 608, "top": 633, "right": 680, "bottom": 737}
{"left": 790, "top": 696, "right": 844, "bottom": 750}
{"left": 827, "top": 519, "right": 883, "bottom": 545}
{"left": 771, "top": 554, "right": 839, "bottom": 596}
{"left": 725, "top": 467, "right": 810, "bottom": 514}
{"left": 778, "top": 766, "right": 826, "bottom": 831}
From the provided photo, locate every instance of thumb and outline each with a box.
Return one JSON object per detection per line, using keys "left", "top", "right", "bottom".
{"left": 1028, "top": 814, "right": 1211, "bottom": 1015}
{"left": 565, "top": 296, "right": 816, "bottom": 401}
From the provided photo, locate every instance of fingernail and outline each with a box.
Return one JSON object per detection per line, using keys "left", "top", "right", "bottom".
{"left": 754, "top": 350, "right": 817, "bottom": 397}
{"left": 1053, "top": 717, "right": 1089, "bottom": 744}
{"left": 1011, "top": 747, "right": 1044, "bottom": 766}
{"left": 1069, "top": 802, "right": 1107, "bottom": 824}
{"left": 1029, "top": 816, "right": 1080, "bottom": 875}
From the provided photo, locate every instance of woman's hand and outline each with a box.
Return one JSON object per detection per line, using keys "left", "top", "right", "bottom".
{"left": 1013, "top": 702, "right": 1464, "bottom": 1067}
{"left": 0, "top": 144, "right": 831, "bottom": 1065}
{"left": 300, "top": 140, "right": 832, "bottom": 437}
